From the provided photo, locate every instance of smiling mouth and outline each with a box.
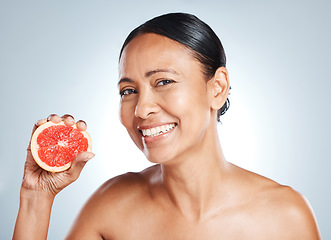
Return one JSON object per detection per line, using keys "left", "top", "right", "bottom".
{"left": 140, "top": 123, "right": 176, "bottom": 137}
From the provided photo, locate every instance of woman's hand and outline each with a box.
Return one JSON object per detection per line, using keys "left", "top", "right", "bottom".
{"left": 22, "top": 114, "right": 95, "bottom": 197}
{"left": 13, "top": 114, "right": 94, "bottom": 240}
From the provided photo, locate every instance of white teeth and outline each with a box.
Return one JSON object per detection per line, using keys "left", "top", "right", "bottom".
{"left": 141, "top": 123, "right": 176, "bottom": 137}
{"left": 146, "top": 129, "right": 151, "bottom": 136}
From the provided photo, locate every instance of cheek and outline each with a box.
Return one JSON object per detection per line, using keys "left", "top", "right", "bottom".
{"left": 120, "top": 102, "right": 144, "bottom": 149}
{"left": 163, "top": 84, "right": 209, "bottom": 119}
{"left": 119, "top": 102, "right": 134, "bottom": 129}
{"left": 164, "top": 84, "right": 211, "bottom": 139}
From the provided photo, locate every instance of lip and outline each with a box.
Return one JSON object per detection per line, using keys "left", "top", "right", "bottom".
{"left": 137, "top": 122, "right": 175, "bottom": 130}
{"left": 138, "top": 122, "right": 177, "bottom": 144}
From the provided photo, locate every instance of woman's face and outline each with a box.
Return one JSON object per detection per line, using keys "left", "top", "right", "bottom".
{"left": 118, "top": 33, "right": 215, "bottom": 164}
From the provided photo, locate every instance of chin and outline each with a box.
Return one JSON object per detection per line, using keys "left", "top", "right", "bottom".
{"left": 144, "top": 150, "right": 176, "bottom": 165}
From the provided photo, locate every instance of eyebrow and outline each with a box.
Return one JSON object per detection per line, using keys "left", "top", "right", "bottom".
{"left": 118, "top": 69, "right": 178, "bottom": 86}
{"left": 145, "top": 68, "right": 179, "bottom": 78}
{"left": 118, "top": 77, "right": 133, "bottom": 86}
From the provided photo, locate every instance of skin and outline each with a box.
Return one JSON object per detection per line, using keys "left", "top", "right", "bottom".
{"left": 13, "top": 114, "right": 95, "bottom": 240}
{"left": 13, "top": 33, "right": 321, "bottom": 240}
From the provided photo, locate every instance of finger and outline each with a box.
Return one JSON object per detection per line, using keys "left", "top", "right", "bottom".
{"left": 36, "top": 118, "right": 47, "bottom": 127}
{"left": 31, "top": 119, "right": 46, "bottom": 135}
{"left": 27, "top": 118, "right": 47, "bottom": 151}
{"left": 47, "top": 113, "right": 57, "bottom": 121}
{"left": 62, "top": 115, "right": 75, "bottom": 126}
{"left": 76, "top": 120, "right": 87, "bottom": 131}
{"left": 47, "top": 114, "right": 62, "bottom": 123}
{"left": 66, "top": 152, "right": 95, "bottom": 181}
{"left": 62, "top": 114, "right": 75, "bottom": 121}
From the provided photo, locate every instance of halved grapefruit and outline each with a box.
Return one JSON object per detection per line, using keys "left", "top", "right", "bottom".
{"left": 30, "top": 121, "right": 92, "bottom": 172}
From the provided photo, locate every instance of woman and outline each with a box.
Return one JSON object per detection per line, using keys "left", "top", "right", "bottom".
{"left": 13, "top": 13, "right": 320, "bottom": 239}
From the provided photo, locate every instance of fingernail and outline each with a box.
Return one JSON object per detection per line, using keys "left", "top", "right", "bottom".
{"left": 63, "top": 117, "right": 75, "bottom": 126}
{"left": 77, "top": 120, "right": 87, "bottom": 126}
{"left": 62, "top": 114, "right": 75, "bottom": 121}
{"left": 47, "top": 114, "right": 57, "bottom": 121}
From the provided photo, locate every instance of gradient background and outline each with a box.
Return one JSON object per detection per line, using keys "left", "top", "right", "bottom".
{"left": 1, "top": 0, "right": 330, "bottom": 239}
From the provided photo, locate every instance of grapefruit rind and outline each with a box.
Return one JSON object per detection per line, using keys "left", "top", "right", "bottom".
{"left": 30, "top": 121, "right": 92, "bottom": 173}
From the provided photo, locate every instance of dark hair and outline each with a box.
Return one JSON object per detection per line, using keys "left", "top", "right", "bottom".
{"left": 120, "top": 12, "right": 230, "bottom": 121}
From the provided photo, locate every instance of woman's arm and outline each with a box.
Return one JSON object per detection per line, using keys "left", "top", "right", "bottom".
{"left": 13, "top": 189, "right": 54, "bottom": 240}
{"left": 12, "top": 115, "right": 94, "bottom": 240}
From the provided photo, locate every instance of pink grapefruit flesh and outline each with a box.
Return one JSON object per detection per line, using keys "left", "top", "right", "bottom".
{"left": 30, "top": 121, "right": 92, "bottom": 172}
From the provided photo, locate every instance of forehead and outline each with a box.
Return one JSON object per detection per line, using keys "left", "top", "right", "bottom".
{"left": 119, "top": 33, "right": 199, "bottom": 77}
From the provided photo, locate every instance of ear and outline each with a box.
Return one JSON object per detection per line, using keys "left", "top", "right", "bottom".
{"left": 207, "top": 67, "right": 230, "bottom": 110}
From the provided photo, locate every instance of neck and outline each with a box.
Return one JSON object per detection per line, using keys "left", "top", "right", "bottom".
{"left": 160, "top": 123, "right": 230, "bottom": 221}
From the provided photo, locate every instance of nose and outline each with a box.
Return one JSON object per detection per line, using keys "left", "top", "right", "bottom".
{"left": 134, "top": 89, "right": 160, "bottom": 119}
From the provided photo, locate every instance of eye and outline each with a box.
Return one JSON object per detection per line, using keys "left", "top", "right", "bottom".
{"left": 156, "top": 79, "right": 175, "bottom": 87}
{"left": 119, "top": 88, "right": 137, "bottom": 97}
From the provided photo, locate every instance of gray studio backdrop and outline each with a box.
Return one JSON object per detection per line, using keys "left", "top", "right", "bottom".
{"left": 1, "top": 0, "right": 330, "bottom": 239}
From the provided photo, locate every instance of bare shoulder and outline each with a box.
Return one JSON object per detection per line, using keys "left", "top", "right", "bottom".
{"left": 233, "top": 165, "right": 321, "bottom": 239}
{"left": 81, "top": 164, "right": 158, "bottom": 214}
{"left": 66, "top": 165, "right": 159, "bottom": 239}
{"left": 94, "top": 164, "right": 159, "bottom": 200}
